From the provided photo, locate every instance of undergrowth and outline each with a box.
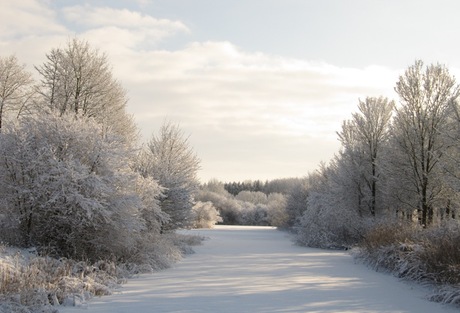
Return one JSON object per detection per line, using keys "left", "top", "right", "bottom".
{"left": 354, "top": 219, "right": 460, "bottom": 306}
{"left": 0, "top": 232, "right": 203, "bottom": 313}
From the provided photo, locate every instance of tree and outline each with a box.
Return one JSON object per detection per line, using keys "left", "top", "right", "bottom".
{"left": 141, "top": 122, "right": 201, "bottom": 230}
{"left": 0, "top": 55, "right": 35, "bottom": 129}
{"left": 195, "top": 181, "right": 242, "bottom": 225}
{"left": 266, "top": 193, "right": 288, "bottom": 227}
{"left": 296, "top": 162, "right": 363, "bottom": 248}
{"left": 0, "top": 112, "right": 165, "bottom": 260}
{"left": 35, "top": 38, "right": 136, "bottom": 141}
{"left": 337, "top": 120, "right": 369, "bottom": 217}
{"left": 344, "top": 97, "right": 394, "bottom": 216}
{"left": 285, "top": 180, "right": 309, "bottom": 227}
{"left": 392, "top": 60, "right": 460, "bottom": 226}
{"left": 437, "top": 100, "right": 460, "bottom": 219}
{"left": 235, "top": 190, "right": 268, "bottom": 204}
{"left": 191, "top": 201, "right": 222, "bottom": 228}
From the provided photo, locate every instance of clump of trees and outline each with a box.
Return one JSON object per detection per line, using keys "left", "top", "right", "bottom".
{"left": 290, "top": 60, "right": 460, "bottom": 305}
{"left": 294, "top": 60, "right": 460, "bottom": 248}
{"left": 0, "top": 38, "right": 203, "bottom": 310}
{"left": 196, "top": 178, "right": 303, "bottom": 227}
{"left": 191, "top": 201, "right": 223, "bottom": 228}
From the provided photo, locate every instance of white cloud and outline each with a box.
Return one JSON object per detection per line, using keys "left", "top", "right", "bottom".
{"left": 0, "top": 0, "right": 67, "bottom": 39}
{"left": 0, "top": 1, "right": 401, "bottom": 181}
{"left": 63, "top": 5, "right": 187, "bottom": 31}
{"left": 116, "top": 41, "right": 398, "bottom": 137}
{"left": 62, "top": 5, "right": 189, "bottom": 49}
{"left": 107, "top": 41, "right": 399, "bottom": 181}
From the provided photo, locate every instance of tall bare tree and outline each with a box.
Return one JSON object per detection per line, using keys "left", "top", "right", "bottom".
{"left": 336, "top": 97, "right": 393, "bottom": 217}
{"left": 352, "top": 97, "right": 394, "bottom": 216}
{"left": 0, "top": 55, "right": 35, "bottom": 129}
{"left": 393, "top": 60, "right": 460, "bottom": 226}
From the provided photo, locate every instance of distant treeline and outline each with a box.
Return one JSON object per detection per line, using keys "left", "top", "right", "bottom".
{"left": 223, "top": 178, "right": 304, "bottom": 196}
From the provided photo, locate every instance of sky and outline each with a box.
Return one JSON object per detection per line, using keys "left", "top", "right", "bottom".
{"left": 2, "top": 0, "right": 460, "bottom": 182}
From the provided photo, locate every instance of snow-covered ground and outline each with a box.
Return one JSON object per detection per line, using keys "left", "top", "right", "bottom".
{"left": 61, "top": 225, "right": 457, "bottom": 313}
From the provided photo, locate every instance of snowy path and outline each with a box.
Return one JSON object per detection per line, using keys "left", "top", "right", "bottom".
{"left": 62, "top": 225, "right": 456, "bottom": 313}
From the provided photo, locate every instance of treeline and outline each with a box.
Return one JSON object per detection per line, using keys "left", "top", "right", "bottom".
{"left": 195, "top": 178, "right": 305, "bottom": 227}
{"left": 293, "top": 61, "right": 460, "bottom": 248}
{"left": 195, "top": 178, "right": 298, "bottom": 227}
{"left": 0, "top": 39, "right": 202, "bottom": 309}
{"left": 292, "top": 60, "right": 460, "bottom": 305}
{"left": 224, "top": 178, "right": 304, "bottom": 196}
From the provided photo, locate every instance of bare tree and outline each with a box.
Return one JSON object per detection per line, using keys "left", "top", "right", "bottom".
{"left": 35, "top": 38, "right": 136, "bottom": 141}
{"left": 0, "top": 55, "right": 35, "bottom": 129}
{"left": 393, "top": 60, "right": 460, "bottom": 226}
{"left": 351, "top": 97, "right": 394, "bottom": 216}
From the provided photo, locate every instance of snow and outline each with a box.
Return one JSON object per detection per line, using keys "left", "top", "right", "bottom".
{"left": 61, "top": 225, "right": 457, "bottom": 313}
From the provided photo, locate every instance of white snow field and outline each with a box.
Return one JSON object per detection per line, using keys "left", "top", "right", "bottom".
{"left": 62, "top": 225, "right": 456, "bottom": 313}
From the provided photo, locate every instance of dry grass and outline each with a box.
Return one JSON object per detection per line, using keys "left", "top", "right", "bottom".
{"left": 355, "top": 219, "right": 460, "bottom": 306}
{"left": 0, "top": 232, "right": 204, "bottom": 312}
{"left": 418, "top": 223, "right": 460, "bottom": 285}
{"left": 0, "top": 252, "right": 120, "bottom": 308}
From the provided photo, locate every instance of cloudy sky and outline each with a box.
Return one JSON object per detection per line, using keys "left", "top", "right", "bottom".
{"left": 2, "top": 0, "right": 460, "bottom": 182}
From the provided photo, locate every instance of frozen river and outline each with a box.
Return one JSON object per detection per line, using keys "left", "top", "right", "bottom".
{"left": 62, "top": 225, "right": 456, "bottom": 313}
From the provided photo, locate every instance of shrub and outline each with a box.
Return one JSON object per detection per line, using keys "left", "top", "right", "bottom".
{"left": 191, "top": 201, "right": 222, "bottom": 229}
{"left": 0, "top": 232, "right": 203, "bottom": 312}
{"left": 418, "top": 221, "right": 460, "bottom": 285}
{"left": 354, "top": 219, "right": 460, "bottom": 306}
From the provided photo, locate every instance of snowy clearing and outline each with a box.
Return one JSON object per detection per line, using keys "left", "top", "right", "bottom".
{"left": 62, "top": 226, "right": 456, "bottom": 313}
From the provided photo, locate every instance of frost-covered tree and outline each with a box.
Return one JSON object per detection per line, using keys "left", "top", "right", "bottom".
{"left": 285, "top": 180, "right": 309, "bottom": 227}
{"left": 266, "top": 193, "right": 288, "bottom": 227}
{"left": 195, "top": 182, "right": 242, "bottom": 225}
{"left": 191, "top": 201, "right": 222, "bottom": 228}
{"left": 197, "top": 181, "right": 290, "bottom": 226}
{"left": 235, "top": 190, "right": 268, "bottom": 204}
{"left": 296, "top": 162, "right": 364, "bottom": 248}
{"left": 352, "top": 97, "right": 394, "bottom": 215}
{"left": 35, "top": 38, "right": 137, "bottom": 142}
{"left": 141, "top": 122, "right": 201, "bottom": 230}
{"left": 263, "top": 178, "right": 304, "bottom": 194}
{"left": 336, "top": 120, "right": 370, "bottom": 217}
{"left": 0, "top": 112, "right": 165, "bottom": 260}
{"left": 437, "top": 100, "right": 460, "bottom": 219}
{"left": 392, "top": 60, "right": 460, "bottom": 226}
{"left": 0, "top": 55, "right": 35, "bottom": 129}
{"left": 336, "top": 97, "right": 393, "bottom": 217}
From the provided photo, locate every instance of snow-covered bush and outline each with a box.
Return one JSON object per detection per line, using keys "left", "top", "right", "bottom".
{"left": 118, "top": 232, "right": 193, "bottom": 272}
{"left": 237, "top": 203, "right": 270, "bottom": 226}
{"left": 195, "top": 188, "right": 242, "bottom": 225}
{"left": 0, "top": 231, "right": 203, "bottom": 312}
{"left": 0, "top": 248, "right": 120, "bottom": 311}
{"left": 295, "top": 164, "right": 365, "bottom": 249}
{"left": 139, "top": 122, "right": 201, "bottom": 231}
{"left": 354, "top": 220, "right": 423, "bottom": 275}
{"left": 266, "top": 193, "right": 288, "bottom": 227}
{"left": 0, "top": 112, "right": 165, "bottom": 261}
{"left": 191, "top": 201, "right": 222, "bottom": 229}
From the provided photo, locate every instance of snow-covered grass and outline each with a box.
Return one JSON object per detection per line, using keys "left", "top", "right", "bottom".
{"left": 0, "top": 232, "right": 203, "bottom": 313}
{"left": 354, "top": 219, "right": 460, "bottom": 306}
